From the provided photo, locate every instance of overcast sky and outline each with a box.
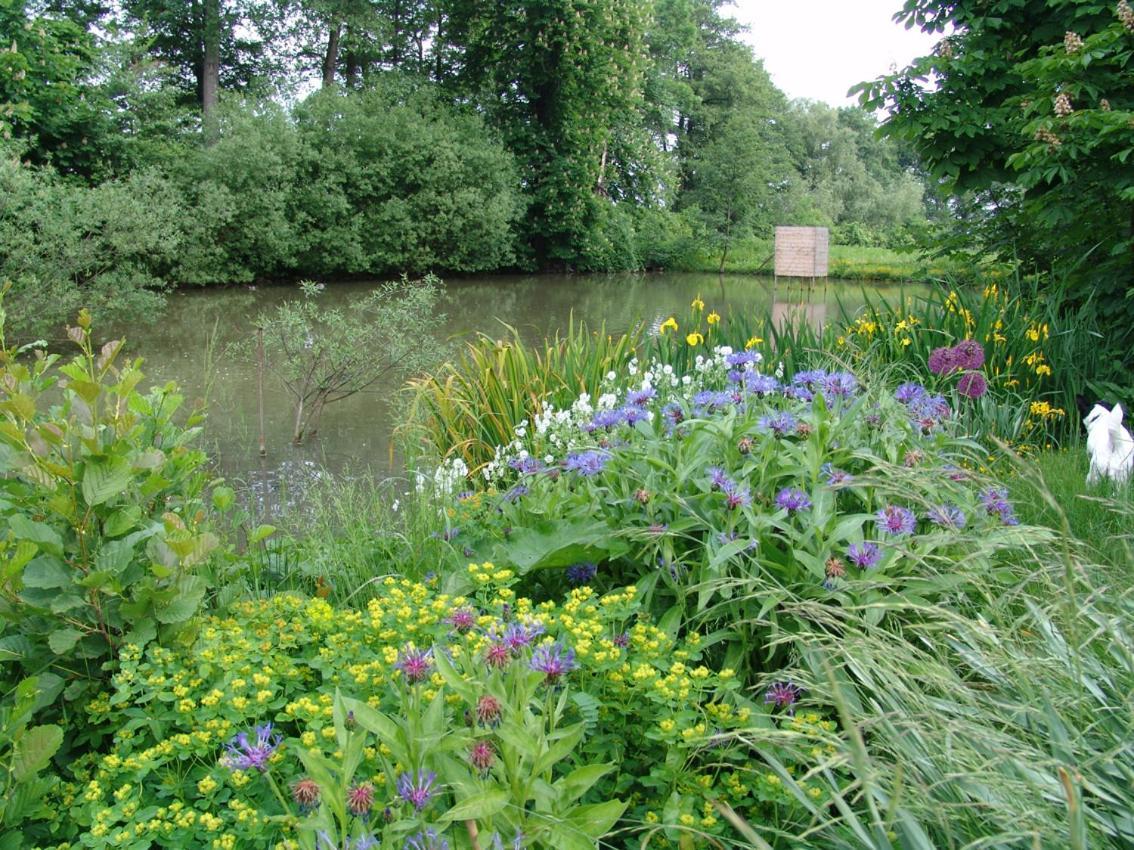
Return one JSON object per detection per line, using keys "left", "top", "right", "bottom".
{"left": 730, "top": 0, "right": 941, "bottom": 107}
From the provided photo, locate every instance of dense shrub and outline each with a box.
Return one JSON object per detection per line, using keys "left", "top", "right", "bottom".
{"left": 0, "top": 154, "right": 183, "bottom": 340}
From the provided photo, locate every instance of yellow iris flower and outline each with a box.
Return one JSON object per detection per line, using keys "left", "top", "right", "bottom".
{"left": 686, "top": 332, "right": 704, "bottom": 346}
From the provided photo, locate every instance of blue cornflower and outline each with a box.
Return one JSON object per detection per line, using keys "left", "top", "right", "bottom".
{"left": 565, "top": 562, "right": 598, "bottom": 585}
{"left": 222, "top": 723, "right": 281, "bottom": 772}
{"left": 722, "top": 480, "right": 751, "bottom": 510}
{"left": 894, "top": 382, "right": 927, "bottom": 404}
{"left": 621, "top": 405, "right": 649, "bottom": 425}
{"left": 758, "top": 411, "right": 797, "bottom": 437}
{"left": 626, "top": 387, "right": 657, "bottom": 406}
{"left": 821, "top": 463, "right": 852, "bottom": 486}
{"left": 530, "top": 642, "right": 578, "bottom": 684}
{"left": 405, "top": 830, "right": 449, "bottom": 850}
{"left": 501, "top": 621, "right": 545, "bottom": 652}
{"left": 394, "top": 645, "right": 434, "bottom": 684}
{"left": 847, "top": 541, "right": 882, "bottom": 569}
{"left": 396, "top": 770, "right": 438, "bottom": 811}
{"left": 589, "top": 408, "right": 625, "bottom": 430}
{"left": 793, "top": 369, "right": 828, "bottom": 387}
{"left": 743, "top": 373, "right": 780, "bottom": 395}
{"left": 875, "top": 505, "right": 917, "bottom": 535}
{"left": 980, "top": 488, "right": 1020, "bottom": 526}
{"left": 764, "top": 681, "right": 803, "bottom": 712}
{"left": 509, "top": 456, "right": 545, "bottom": 475}
{"left": 707, "top": 466, "right": 730, "bottom": 491}
{"left": 819, "top": 371, "right": 858, "bottom": 398}
{"left": 564, "top": 450, "right": 610, "bottom": 476}
{"left": 503, "top": 484, "right": 528, "bottom": 502}
{"left": 927, "top": 504, "right": 966, "bottom": 529}
{"left": 661, "top": 402, "right": 685, "bottom": 428}
{"left": 774, "top": 487, "right": 812, "bottom": 512}
{"left": 725, "top": 350, "right": 762, "bottom": 368}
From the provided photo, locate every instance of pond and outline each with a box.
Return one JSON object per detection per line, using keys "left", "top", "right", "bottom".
{"left": 118, "top": 272, "right": 925, "bottom": 507}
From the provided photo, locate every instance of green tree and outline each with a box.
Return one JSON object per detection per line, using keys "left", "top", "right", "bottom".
{"left": 442, "top": 0, "right": 650, "bottom": 268}
{"left": 856, "top": 0, "right": 1134, "bottom": 345}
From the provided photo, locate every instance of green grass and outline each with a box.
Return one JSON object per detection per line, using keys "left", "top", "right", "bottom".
{"left": 673, "top": 236, "right": 972, "bottom": 282}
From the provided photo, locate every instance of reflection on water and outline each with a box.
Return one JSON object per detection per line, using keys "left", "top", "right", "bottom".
{"left": 117, "top": 272, "right": 923, "bottom": 489}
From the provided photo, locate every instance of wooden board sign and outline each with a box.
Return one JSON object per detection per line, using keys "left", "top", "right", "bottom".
{"left": 774, "top": 226, "right": 829, "bottom": 278}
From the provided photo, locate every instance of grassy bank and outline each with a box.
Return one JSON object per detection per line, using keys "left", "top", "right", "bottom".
{"left": 674, "top": 237, "right": 971, "bottom": 281}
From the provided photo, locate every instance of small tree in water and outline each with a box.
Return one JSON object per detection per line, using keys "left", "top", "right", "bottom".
{"left": 258, "top": 276, "right": 447, "bottom": 445}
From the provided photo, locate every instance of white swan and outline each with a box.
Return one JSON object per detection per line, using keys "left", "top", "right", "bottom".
{"left": 1085, "top": 403, "right": 1134, "bottom": 485}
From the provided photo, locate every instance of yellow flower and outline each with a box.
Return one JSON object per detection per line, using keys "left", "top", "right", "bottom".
{"left": 660, "top": 316, "right": 678, "bottom": 333}
{"left": 686, "top": 332, "right": 704, "bottom": 346}
{"left": 1036, "top": 364, "right": 1052, "bottom": 377}
{"left": 691, "top": 296, "right": 705, "bottom": 311}
{"left": 706, "top": 311, "right": 720, "bottom": 325}
{"left": 745, "top": 336, "right": 763, "bottom": 349}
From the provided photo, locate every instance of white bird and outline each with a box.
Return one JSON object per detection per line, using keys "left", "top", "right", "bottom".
{"left": 1084, "top": 403, "right": 1134, "bottom": 485}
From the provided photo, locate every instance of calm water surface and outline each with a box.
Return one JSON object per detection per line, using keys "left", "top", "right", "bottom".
{"left": 119, "top": 272, "right": 923, "bottom": 498}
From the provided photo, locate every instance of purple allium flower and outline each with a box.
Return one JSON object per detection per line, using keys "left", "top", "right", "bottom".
{"left": 980, "top": 487, "right": 1020, "bottom": 525}
{"left": 847, "top": 541, "right": 882, "bottom": 569}
{"left": 509, "top": 456, "right": 545, "bottom": 475}
{"left": 927, "top": 505, "right": 966, "bottom": 529}
{"left": 621, "top": 405, "right": 650, "bottom": 425}
{"left": 744, "top": 373, "right": 780, "bottom": 395}
{"left": 484, "top": 643, "right": 510, "bottom": 669}
{"left": 957, "top": 371, "right": 988, "bottom": 399}
{"left": 764, "top": 681, "right": 803, "bottom": 711}
{"left": 529, "top": 642, "right": 578, "bottom": 684}
{"left": 626, "top": 387, "right": 657, "bottom": 406}
{"left": 222, "top": 723, "right": 281, "bottom": 772}
{"left": 819, "top": 371, "right": 858, "bottom": 398}
{"left": 758, "top": 412, "right": 798, "bottom": 437}
{"left": 396, "top": 770, "right": 438, "bottom": 812}
{"left": 394, "top": 646, "right": 434, "bottom": 684}
{"left": 895, "top": 382, "right": 927, "bottom": 404}
{"left": 775, "top": 487, "right": 812, "bottom": 512}
{"left": 952, "top": 339, "right": 985, "bottom": 370}
{"left": 347, "top": 783, "right": 375, "bottom": 819}
{"left": 821, "top": 463, "right": 852, "bottom": 486}
{"left": 469, "top": 739, "right": 495, "bottom": 774}
{"left": 876, "top": 505, "right": 917, "bottom": 535}
{"left": 707, "top": 466, "right": 730, "bottom": 491}
{"left": 475, "top": 694, "right": 502, "bottom": 725}
{"left": 564, "top": 449, "right": 610, "bottom": 477}
{"left": 565, "top": 562, "right": 598, "bottom": 585}
{"left": 928, "top": 346, "right": 960, "bottom": 375}
{"left": 723, "top": 481, "right": 751, "bottom": 510}
{"left": 448, "top": 607, "right": 478, "bottom": 633}
{"left": 405, "top": 829, "right": 449, "bottom": 850}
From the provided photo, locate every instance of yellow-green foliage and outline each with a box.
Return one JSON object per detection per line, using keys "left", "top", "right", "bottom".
{"left": 407, "top": 319, "right": 642, "bottom": 472}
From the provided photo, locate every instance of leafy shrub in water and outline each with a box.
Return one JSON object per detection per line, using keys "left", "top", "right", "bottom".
{"left": 75, "top": 577, "right": 841, "bottom": 849}
{"left": 0, "top": 307, "right": 215, "bottom": 724}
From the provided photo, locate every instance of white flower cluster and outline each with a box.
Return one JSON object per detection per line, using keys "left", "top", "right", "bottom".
{"left": 416, "top": 455, "right": 470, "bottom": 495}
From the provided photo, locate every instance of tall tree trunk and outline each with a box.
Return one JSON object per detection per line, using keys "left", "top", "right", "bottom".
{"left": 345, "top": 26, "right": 360, "bottom": 88}
{"left": 322, "top": 19, "right": 342, "bottom": 88}
{"left": 391, "top": 0, "right": 402, "bottom": 67}
{"left": 202, "top": 0, "right": 221, "bottom": 137}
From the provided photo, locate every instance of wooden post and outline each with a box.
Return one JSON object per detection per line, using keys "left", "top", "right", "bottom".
{"left": 256, "top": 325, "right": 267, "bottom": 457}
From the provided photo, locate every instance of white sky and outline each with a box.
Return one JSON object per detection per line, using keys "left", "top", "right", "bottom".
{"left": 730, "top": 0, "right": 942, "bottom": 107}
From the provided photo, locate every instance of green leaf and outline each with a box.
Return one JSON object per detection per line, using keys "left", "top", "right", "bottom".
{"left": 532, "top": 722, "right": 586, "bottom": 776}
{"left": 504, "top": 519, "right": 628, "bottom": 573}
{"left": 82, "top": 456, "right": 133, "bottom": 506}
{"left": 47, "top": 628, "right": 83, "bottom": 655}
{"left": 554, "top": 763, "right": 613, "bottom": 805}
{"left": 11, "top": 725, "right": 63, "bottom": 781}
{"left": 440, "top": 789, "right": 509, "bottom": 822}
{"left": 22, "top": 555, "right": 70, "bottom": 589}
{"left": 153, "top": 575, "right": 207, "bottom": 624}
{"left": 7, "top": 516, "right": 62, "bottom": 554}
{"left": 104, "top": 506, "right": 142, "bottom": 538}
{"left": 248, "top": 524, "right": 276, "bottom": 544}
{"left": 563, "top": 799, "right": 628, "bottom": 840}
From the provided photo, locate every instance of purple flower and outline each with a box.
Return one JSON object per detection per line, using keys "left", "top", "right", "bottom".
{"left": 782, "top": 385, "right": 814, "bottom": 402}
{"left": 723, "top": 481, "right": 751, "bottom": 510}
{"left": 396, "top": 770, "right": 438, "bottom": 812}
{"left": 504, "top": 484, "right": 528, "bottom": 502}
{"left": 707, "top": 466, "right": 730, "bottom": 491}
{"left": 405, "top": 829, "right": 450, "bottom": 850}
{"left": 447, "top": 607, "right": 478, "bottom": 633}
{"left": 347, "top": 783, "right": 375, "bottom": 818}
{"left": 875, "top": 505, "right": 917, "bottom": 536}
{"left": 764, "top": 681, "right": 803, "bottom": 711}
{"left": 692, "top": 390, "right": 733, "bottom": 413}
{"left": 928, "top": 346, "right": 960, "bottom": 375}
{"left": 564, "top": 450, "right": 609, "bottom": 477}
{"left": 952, "top": 339, "right": 985, "bottom": 370}
{"left": 565, "top": 562, "right": 598, "bottom": 585}
{"left": 502, "top": 621, "right": 545, "bottom": 652}
{"left": 589, "top": 408, "right": 625, "bottom": 430}
{"left": 758, "top": 412, "right": 797, "bottom": 437}
{"left": 819, "top": 371, "right": 858, "bottom": 398}
{"left": 662, "top": 402, "right": 685, "bottom": 427}
{"left": 509, "top": 456, "right": 545, "bottom": 475}
{"left": 774, "top": 487, "right": 812, "bottom": 512}
{"left": 847, "top": 541, "right": 881, "bottom": 569}
{"left": 957, "top": 371, "right": 988, "bottom": 399}
{"left": 743, "top": 373, "right": 780, "bottom": 395}
{"left": 980, "top": 488, "right": 1020, "bottom": 526}
{"left": 908, "top": 392, "right": 951, "bottom": 430}
{"left": 394, "top": 645, "right": 434, "bottom": 684}
{"left": 222, "top": 724, "right": 281, "bottom": 772}
{"left": 927, "top": 505, "right": 966, "bottom": 529}
{"left": 821, "top": 463, "right": 852, "bottom": 486}
{"left": 621, "top": 405, "right": 650, "bottom": 425}
{"left": 895, "top": 382, "right": 927, "bottom": 404}
{"left": 530, "top": 642, "right": 578, "bottom": 684}
{"left": 793, "top": 369, "right": 828, "bottom": 387}
{"left": 626, "top": 387, "right": 657, "bottom": 406}
{"left": 612, "top": 632, "right": 630, "bottom": 648}
{"left": 725, "top": 350, "right": 762, "bottom": 368}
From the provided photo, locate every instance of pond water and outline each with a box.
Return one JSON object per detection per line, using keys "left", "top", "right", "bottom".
{"left": 117, "top": 272, "right": 924, "bottom": 504}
